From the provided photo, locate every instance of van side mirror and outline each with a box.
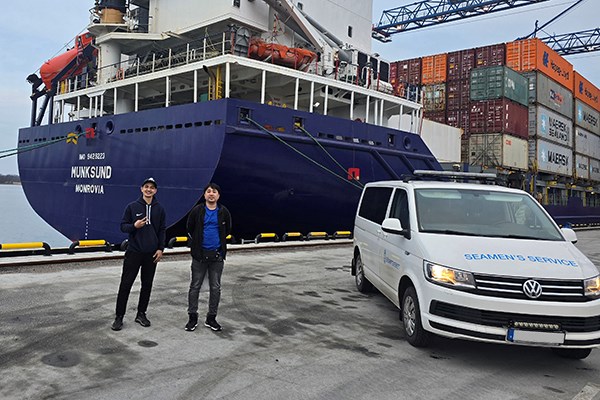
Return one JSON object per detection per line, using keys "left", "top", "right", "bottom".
{"left": 561, "top": 227, "right": 577, "bottom": 244}
{"left": 382, "top": 218, "right": 411, "bottom": 239}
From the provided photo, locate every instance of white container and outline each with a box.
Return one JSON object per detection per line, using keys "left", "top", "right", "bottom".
{"left": 468, "top": 133, "right": 528, "bottom": 170}
{"left": 575, "top": 127, "right": 600, "bottom": 160}
{"left": 528, "top": 104, "right": 573, "bottom": 148}
{"left": 530, "top": 138, "right": 573, "bottom": 176}
{"left": 590, "top": 158, "right": 600, "bottom": 182}
{"left": 575, "top": 153, "right": 590, "bottom": 180}
{"left": 575, "top": 99, "right": 600, "bottom": 135}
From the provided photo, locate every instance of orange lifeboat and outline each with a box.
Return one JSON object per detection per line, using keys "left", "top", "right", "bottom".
{"left": 40, "top": 32, "right": 96, "bottom": 90}
{"left": 248, "top": 38, "right": 317, "bottom": 71}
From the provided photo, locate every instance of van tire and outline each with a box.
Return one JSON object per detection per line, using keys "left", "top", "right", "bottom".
{"left": 354, "top": 254, "right": 373, "bottom": 293}
{"left": 401, "top": 287, "right": 430, "bottom": 347}
{"left": 551, "top": 348, "right": 592, "bottom": 359}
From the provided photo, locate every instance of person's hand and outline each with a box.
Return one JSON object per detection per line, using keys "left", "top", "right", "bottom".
{"left": 153, "top": 249, "right": 163, "bottom": 263}
{"left": 134, "top": 217, "right": 148, "bottom": 228}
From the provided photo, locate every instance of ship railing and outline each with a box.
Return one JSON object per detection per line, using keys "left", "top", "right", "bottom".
{"left": 57, "top": 30, "right": 419, "bottom": 104}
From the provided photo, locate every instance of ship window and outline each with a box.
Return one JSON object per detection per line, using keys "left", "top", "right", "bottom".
{"left": 194, "top": 122, "right": 202, "bottom": 127}
{"left": 157, "top": 126, "right": 165, "bottom": 131}
{"left": 348, "top": 26, "right": 353, "bottom": 38}
{"left": 239, "top": 108, "right": 251, "bottom": 124}
{"left": 215, "top": 120, "right": 222, "bottom": 125}
{"left": 388, "top": 134, "right": 395, "bottom": 146}
{"left": 127, "top": 129, "right": 133, "bottom": 133}
{"left": 142, "top": 127, "right": 149, "bottom": 132}
{"left": 166, "top": 125, "right": 173, "bottom": 130}
{"left": 135, "top": 128, "right": 141, "bottom": 132}
{"left": 335, "top": 135, "right": 343, "bottom": 140}
{"left": 204, "top": 121, "right": 212, "bottom": 126}
{"left": 175, "top": 124, "right": 182, "bottom": 129}
{"left": 105, "top": 120, "right": 114, "bottom": 134}
{"left": 293, "top": 117, "right": 304, "bottom": 131}
{"left": 184, "top": 123, "right": 193, "bottom": 128}
{"left": 150, "top": 127, "right": 157, "bottom": 131}
{"left": 353, "top": 138, "right": 360, "bottom": 143}
{"left": 120, "top": 129, "right": 126, "bottom": 134}
{"left": 327, "top": 134, "right": 335, "bottom": 139}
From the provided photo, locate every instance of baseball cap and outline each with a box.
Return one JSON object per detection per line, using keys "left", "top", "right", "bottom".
{"left": 142, "top": 177, "right": 157, "bottom": 188}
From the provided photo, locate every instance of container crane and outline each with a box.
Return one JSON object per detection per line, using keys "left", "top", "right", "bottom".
{"left": 540, "top": 28, "right": 600, "bottom": 56}
{"left": 372, "top": 0, "right": 550, "bottom": 42}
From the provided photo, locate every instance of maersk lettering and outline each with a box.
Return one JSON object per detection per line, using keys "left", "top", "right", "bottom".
{"left": 548, "top": 151, "right": 569, "bottom": 166}
{"left": 70, "top": 166, "right": 113, "bottom": 179}
{"left": 548, "top": 116, "right": 569, "bottom": 142}
{"left": 581, "top": 111, "right": 599, "bottom": 127}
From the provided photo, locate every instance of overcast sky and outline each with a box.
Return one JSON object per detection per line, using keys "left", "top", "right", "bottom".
{"left": 0, "top": 0, "right": 597, "bottom": 175}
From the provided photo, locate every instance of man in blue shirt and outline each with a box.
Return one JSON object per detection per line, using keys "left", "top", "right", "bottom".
{"left": 185, "top": 183, "right": 232, "bottom": 332}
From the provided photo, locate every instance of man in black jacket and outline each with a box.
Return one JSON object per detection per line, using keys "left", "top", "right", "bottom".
{"left": 111, "top": 177, "right": 166, "bottom": 331}
{"left": 185, "top": 182, "right": 232, "bottom": 332}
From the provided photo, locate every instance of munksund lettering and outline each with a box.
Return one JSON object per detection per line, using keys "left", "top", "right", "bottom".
{"left": 70, "top": 165, "right": 112, "bottom": 179}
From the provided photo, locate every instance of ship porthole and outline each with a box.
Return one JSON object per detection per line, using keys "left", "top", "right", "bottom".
{"left": 403, "top": 136, "right": 412, "bottom": 150}
{"left": 105, "top": 120, "right": 115, "bottom": 134}
{"left": 75, "top": 125, "right": 82, "bottom": 134}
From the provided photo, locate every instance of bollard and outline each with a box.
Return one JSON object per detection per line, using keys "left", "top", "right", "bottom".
{"left": 254, "top": 233, "right": 279, "bottom": 244}
{"left": 282, "top": 232, "right": 304, "bottom": 241}
{"left": 0, "top": 242, "right": 52, "bottom": 256}
{"left": 168, "top": 236, "right": 189, "bottom": 248}
{"left": 306, "top": 232, "right": 329, "bottom": 240}
{"left": 69, "top": 240, "right": 112, "bottom": 254}
{"left": 332, "top": 231, "right": 352, "bottom": 239}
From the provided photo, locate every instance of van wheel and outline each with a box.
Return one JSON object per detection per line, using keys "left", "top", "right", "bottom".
{"left": 401, "top": 287, "right": 430, "bottom": 347}
{"left": 551, "top": 348, "right": 592, "bottom": 359}
{"left": 354, "top": 254, "right": 373, "bottom": 293}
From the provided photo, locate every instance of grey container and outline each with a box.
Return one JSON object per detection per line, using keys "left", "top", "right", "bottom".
{"left": 575, "top": 99, "right": 600, "bottom": 135}
{"left": 470, "top": 66, "right": 528, "bottom": 106}
{"left": 528, "top": 104, "right": 573, "bottom": 148}
{"left": 523, "top": 71, "right": 573, "bottom": 118}
{"left": 529, "top": 138, "right": 573, "bottom": 176}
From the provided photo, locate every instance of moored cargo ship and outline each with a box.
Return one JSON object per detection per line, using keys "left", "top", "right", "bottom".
{"left": 18, "top": 0, "right": 442, "bottom": 243}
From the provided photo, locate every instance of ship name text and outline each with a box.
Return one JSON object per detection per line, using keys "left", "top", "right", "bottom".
{"left": 71, "top": 165, "right": 112, "bottom": 179}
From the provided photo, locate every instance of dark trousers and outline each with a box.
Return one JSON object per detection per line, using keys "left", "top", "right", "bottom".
{"left": 187, "top": 257, "right": 224, "bottom": 317}
{"left": 115, "top": 251, "right": 157, "bottom": 316}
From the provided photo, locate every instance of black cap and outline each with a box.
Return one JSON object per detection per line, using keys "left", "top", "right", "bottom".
{"left": 142, "top": 177, "right": 157, "bottom": 188}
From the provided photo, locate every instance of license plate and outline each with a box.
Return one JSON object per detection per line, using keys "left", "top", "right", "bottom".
{"left": 506, "top": 328, "right": 565, "bottom": 345}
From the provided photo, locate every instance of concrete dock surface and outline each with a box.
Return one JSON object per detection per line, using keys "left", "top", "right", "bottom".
{"left": 2, "top": 234, "right": 600, "bottom": 400}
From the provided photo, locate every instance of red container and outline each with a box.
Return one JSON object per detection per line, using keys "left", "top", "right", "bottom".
{"left": 469, "top": 99, "right": 528, "bottom": 138}
{"left": 396, "top": 58, "right": 422, "bottom": 85}
{"left": 446, "top": 109, "right": 471, "bottom": 138}
{"left": 390, "top": 62, "right": 398, "bottom": 84}
{"left": 446, "top": 79, "right": 470, "bottom": 111}
{"left": 447, "top": 49, "right": 476, "bottom": 81}
{"left": 423, "top": 110, "right": 446, "bottom": 124}
{"left": 475, "top": 43, "right": 506, "bottom": 68}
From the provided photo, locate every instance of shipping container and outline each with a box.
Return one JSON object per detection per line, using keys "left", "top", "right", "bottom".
{"left": 389, "top": 62, "right": 398, "bottom": 84}
{"left": 590, "top": 158, "right": 600, "bottom": 181}
{"left": 446, "top": 79, "right": 470, "bottom": 110}
{"left": 575, "top": 153, "right": 590, "bottom": 180}
{"left": 524, "top": 71, "right": 573, "bottom": 118}
{"left": 529, "top": 138, "right": 573, "bottom": 176}
{"left": 506, "top": 38, "right": 573, "bottom": 89}
{"left": 396, "top": 58, "right": 422, "bottom": 85}
{"left": 468, "top": 133, "right": 528, "bottom": 170}
{"left": 574, "top": 71, "right": 600, "bottom": 112}
{"left": 575, "top": 127, "right": 600, "bottom": 159}
{"left": 447, "top": 49, "right": 476, "bottom": 81}
{"left": 419, "top": 119, "right": 462, "bottom": 163}
{"left": 475, "top": 43, "right": 506, "bottom": 67}
{"left": 422, "top": 53, "right": 447, "bottom": 84}
{"left": 575, "top": 99, "right": 600, "bottom": 135}
{"left": 469, "top": 98, "right": 528, "bottom": 138}
{"left": 422, "top": 84, "right": 446, "bottom": 112}
{"left": 528, "top": 104, "right": 573, "bottom": 148}
{"left": 470, "top": 65, "right": 528, "bottom": 106}
{"left": 423, "top": 110, "right": 446, "bottom": 124}
{"left": 446, "top": 109, "right": 470, "bottom": 138}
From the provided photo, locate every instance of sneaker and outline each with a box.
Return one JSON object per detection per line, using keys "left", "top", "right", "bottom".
{"left": 204, "top": 315, "right": 222, "bottom": 331}
{"left": 111, "top": 315, "right": 123, "bottom": 331}
{"left": 185, "top": 313, "right": 198, "bottom": 331}
{"left": 135, "top": 312, "right": 151, "bottom": 327}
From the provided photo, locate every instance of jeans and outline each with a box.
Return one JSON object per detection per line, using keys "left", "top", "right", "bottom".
{"left": 187, "top": 257, "right": 224, "bottom": 316}
{"left": 115, "top": 251, "right": 157, "bottom": 316}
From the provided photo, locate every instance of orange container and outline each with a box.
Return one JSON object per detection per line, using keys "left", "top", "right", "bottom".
{"left": 506, "top": 38, "right": 573, "bottom": 89}
{"left": 574, "top": 71, "right": 600, "bottom": 112}
{"left": 421, "top": 53, "right": 447, "bottom": 84}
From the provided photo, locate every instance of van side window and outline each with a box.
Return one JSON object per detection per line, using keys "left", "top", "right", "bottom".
{"left": 389, "top": 189, "right": 410, "bottom": 230}
{"left": 358, "top": 187, "right": 393, "bottom": 224}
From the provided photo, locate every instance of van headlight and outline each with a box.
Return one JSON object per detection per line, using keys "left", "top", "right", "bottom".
{"left": 584, "top": 275, "right": 600, "bottom": 298}
{"left": 424, "top": 261, "right": 475, "bottom": 289}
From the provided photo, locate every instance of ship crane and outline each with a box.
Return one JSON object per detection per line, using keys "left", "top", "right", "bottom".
{"left": 372, "top": 0, "right": 550, "bottom": 41}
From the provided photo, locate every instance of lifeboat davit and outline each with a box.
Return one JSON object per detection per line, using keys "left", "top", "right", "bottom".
{"left": 248, "top": 38, "right": 317, "bottom": 71}
{"left": 40, "top": 32, "right": 96, "bottom": 90}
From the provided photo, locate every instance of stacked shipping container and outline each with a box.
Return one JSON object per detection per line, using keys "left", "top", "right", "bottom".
{"left": 390, "top": 37, "right": 600, "bottom": 199}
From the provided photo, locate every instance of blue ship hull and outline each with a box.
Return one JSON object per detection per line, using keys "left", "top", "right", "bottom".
{"left": 18, "top": 98, "right": 441, "bottom": 243}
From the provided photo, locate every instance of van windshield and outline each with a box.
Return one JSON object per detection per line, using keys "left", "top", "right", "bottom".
{"left": 415, "top": 189, "right": 564, "bottom": 241}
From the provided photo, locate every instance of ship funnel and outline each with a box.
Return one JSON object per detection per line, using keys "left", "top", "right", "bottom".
{"left": 97, "top": 0, "right": 127, "bottom": 24}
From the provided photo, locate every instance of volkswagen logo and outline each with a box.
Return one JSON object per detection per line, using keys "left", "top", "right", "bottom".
{"left": 523, "top": 279, "right": 543, "bottom": 299}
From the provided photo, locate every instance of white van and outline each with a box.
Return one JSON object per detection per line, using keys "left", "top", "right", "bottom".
{"left": 352, "top": 171, "right": 600, "bottom": 359}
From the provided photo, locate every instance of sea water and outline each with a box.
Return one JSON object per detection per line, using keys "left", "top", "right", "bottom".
{"left": 0, "top": 184, "right": 71, "bottom": 247}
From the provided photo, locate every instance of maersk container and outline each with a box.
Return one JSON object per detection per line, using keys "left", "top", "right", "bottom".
{"left": 470, "top": 65, "right": 528, "bottom": 106}
{"left": 529, "top": 138, "right": 573, "bottom": 176}
{"left": 468, "top": 133, "right": 528, "bottom": 170}
{"left": 446, "top": 79, "right": 470, "bottom": 111}
{"left": 422, "top": 84, "right": 446, "bottom": 112}
{"left": 447, "top": 49, "right": 476, "bottom": 81}
{"left": 528, "top": 104, "right": 573, "bottom": 148}
{"left": 469, "top": 98, "right": 528, "bottom": 138}
{"left": 590, "top": 158, "right": 600, "bottom": 182}
{"left": 475, "top": 43, "right": 506, "bottom": 68}
{"left": 575, "top": 126, "right": 600, "bottom": 160}
{"left": 523, "top": 71, "right": 573, "bottom": 118}
{"left": 575, "top": 153, "right": 590, "bottom": 180}
{"left": 575, "top": 99, "right": 600, "bottom": 135}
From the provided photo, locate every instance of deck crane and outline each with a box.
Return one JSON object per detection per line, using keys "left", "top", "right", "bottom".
{"left": 372, "top": 0, "right": 550, "bottom": 42}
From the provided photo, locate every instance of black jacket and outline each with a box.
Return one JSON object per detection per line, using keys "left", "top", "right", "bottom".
{"left": 121, "top": 196, "right": 166, "bottom": 253}
{"left": 187, "top": 203, "right": 232, "bottom": 261}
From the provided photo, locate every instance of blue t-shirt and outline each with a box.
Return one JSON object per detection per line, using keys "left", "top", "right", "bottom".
{"left": 202, "top": 206, "right": 221, "bottom": 250}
